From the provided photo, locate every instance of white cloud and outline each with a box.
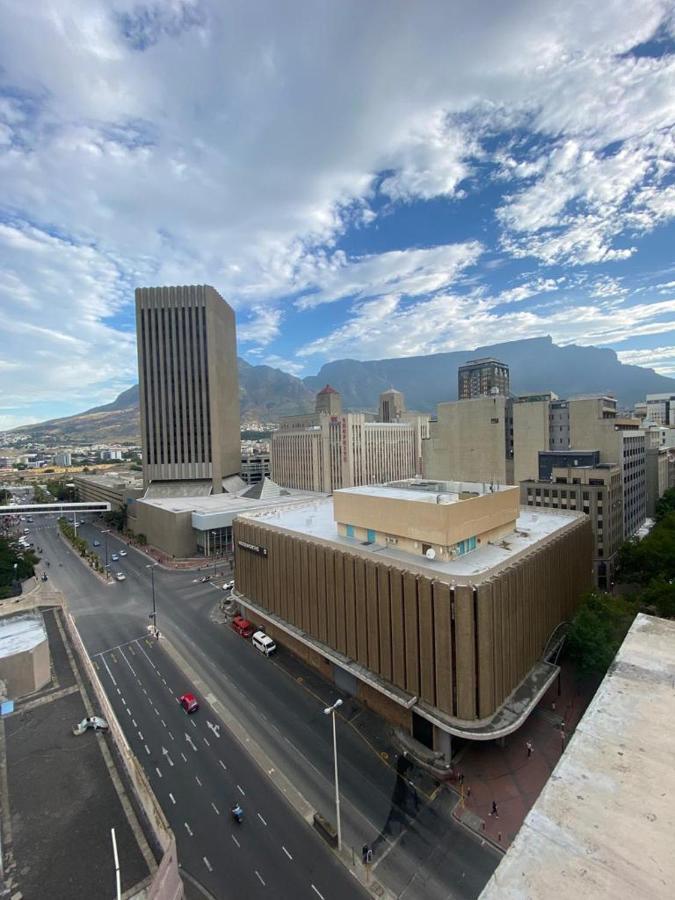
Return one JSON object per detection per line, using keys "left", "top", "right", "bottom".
{"left": 616, "top": 346, "right": 675, "bottom": 377}
{"left": 237, "top": 306, "right": 283, "bottom": 346}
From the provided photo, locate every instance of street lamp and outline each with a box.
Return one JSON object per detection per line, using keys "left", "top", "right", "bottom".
{"left": 323, "top": 698, "right": 343, "bottom": 851}
{"left": 146, "top": 562, "right": 158, "bottom": 636}
{"left": 101, "top": 529, "right": 111, "bottom": 581}
{"left": 211, "top": 530, "right": 218, "bottom": 577}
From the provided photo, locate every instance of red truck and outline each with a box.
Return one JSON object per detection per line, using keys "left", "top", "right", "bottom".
{"left": 231, "top": 615, "right": 254, "bottom": 638}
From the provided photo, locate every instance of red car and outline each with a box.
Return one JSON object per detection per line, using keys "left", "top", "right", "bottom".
{"left": 179, "top": 693, "right": 199, "bottom": 713}
{"left": 232, "top": 616, "right": 254, "bottom": 638}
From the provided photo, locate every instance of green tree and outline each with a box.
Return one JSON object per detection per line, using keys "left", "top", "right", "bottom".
{"left": 0, "top": 488, "right": 11, "bottom": 504}
{"left": 567, "top": 591, "right": 639, "bottom": 679}
{"left": 655, "top": 487, "right": 675, "bottom": 522}
{"left": 103, "top": 509, "right": 127, "bottom": 531}
{"left": 0, "top": 537, "right": 38, "bottom": 598}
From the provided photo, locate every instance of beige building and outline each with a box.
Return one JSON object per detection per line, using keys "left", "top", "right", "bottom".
{"left": 423, "top": 395, "right": 513, "bottom": 485}
{"left": 0, "top": 613, "right": 50, "bottom": 699}
{"left": 458, "top": 357, "right": 510, "bottom": 399}
{"left": 645, "top": 426, "right": 669, "bottom": 517}
{"left": 379, "top": 388, "right": 405, "bottom": 422}
{"left": 512, "top": 395, "right": 556, "bottom": 483}
{"left": 73, "top": 470, "right": 145, "bottom": 511}
{"left": 136, "top": 284, "right": 240, "bottom": 493}
{"left": 233, "top": 480, "right": 592, "bottom": 757}
{"left": 315, "top": 384, "right": 342, "bottom": 416}
{"left": 521, "top": 463, "right": 623, "bottom": 590}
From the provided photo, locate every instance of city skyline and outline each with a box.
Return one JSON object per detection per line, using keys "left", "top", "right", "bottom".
{"left": 0, "top": 1, "right": 674, "bottom": 429}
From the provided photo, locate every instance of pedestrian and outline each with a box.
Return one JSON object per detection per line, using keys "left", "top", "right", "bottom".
{"left": 526, "top": 740, "right": 533, "bottom": 758}
{"left": 362, "top": 844, "right": 369, "bottom": 864}
{"left": 458, "top": 772, "right": 465, "bottom": 786}
{"left": 490, "top": 800, "right": 499, "bottom": 818}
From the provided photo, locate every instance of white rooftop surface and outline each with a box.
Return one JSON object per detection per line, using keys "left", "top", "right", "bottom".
{"left": 480, "top": 613, "right": 675, "bottom": 900}
{"left": 238, "top": 498, "right": 579, "bottom": 579}
{"left": 338, "top": 482, "right": 515, "bottom": 505}
{"left": 0, "top": 613, "right": 47, "bottom": 657}
{"left": 139, "top": 488, "right": 320, "bottom": 514}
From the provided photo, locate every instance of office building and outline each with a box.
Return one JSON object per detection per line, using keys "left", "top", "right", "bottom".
{"left": 100, "top": 449, "right": 123, "bottom": 461}
{"left": 645, "top": 427, "right": 669, "bottom": 517}
{"left": 233, "top": 479, "right": 592, "bottom": 758}
{"left": 458, "top": 357, "right": 510, "bottom": 400}
{"left": 272, "top": 387, "right": 421, "bottom": 492}
{"left": 538, "top": 450, "right": 600, "bottom": 481}
{"left": 645, "top": 393, "right": 675, "bottom": 426}
{"left": 135, "top": 284, "right": 240, "bottom": 493}
{"left": 379, "top": 388, "right": 405, "bottom": 422}
{"left": 423, "top": 395, "right": 513, "bottom": 484}
{"left": 54, "top": 451, "right": 72, "bottom": 467}
{"left": 73, "top": 470, "right": 145, "bottom": 511}
{"left": 240, "top": 452, "right": 271, "bottom": 485}
{"left": 522, "top": 460, "right": 623, "bottom": 589}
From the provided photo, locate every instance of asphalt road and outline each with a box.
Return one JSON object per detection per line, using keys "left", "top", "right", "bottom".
{"left": 35, "top": 515, "right": 499, "bottom": 899}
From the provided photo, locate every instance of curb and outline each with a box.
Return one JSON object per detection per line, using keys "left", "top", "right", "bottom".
{"left": 450, "top": 801, "right": 506, "bottom": 855}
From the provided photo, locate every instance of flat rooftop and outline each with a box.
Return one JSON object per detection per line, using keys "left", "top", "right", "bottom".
{"left": 139, "top": 486, "right": 322, "bottom": 514}
{"left": 338, "top": 479, "right": 516, "bottom": 506}
{"left": 238, "top": 498, "right": 580, "bottom": 581}
{"left": 480, "top": 613, "right": 675, "bottom": 900}
{"left": 74, "top": 469, "right": 144, "bottom": 489}
{"left": 0, "top": 612, "right": 46, "bottom": 657}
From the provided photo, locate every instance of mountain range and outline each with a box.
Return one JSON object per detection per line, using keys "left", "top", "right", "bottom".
{"left": 9, "top": 337, "right": 675, "bottom": 444}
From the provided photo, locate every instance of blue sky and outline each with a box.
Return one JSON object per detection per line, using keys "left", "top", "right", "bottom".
{"left": 0, "top": 0, "right": 674, "bottom": 427}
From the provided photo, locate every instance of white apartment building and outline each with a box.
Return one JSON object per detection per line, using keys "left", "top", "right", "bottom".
{"left": 645, "top": 393, "right": 675, "bottom": 426}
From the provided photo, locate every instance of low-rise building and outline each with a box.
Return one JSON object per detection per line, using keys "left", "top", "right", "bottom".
{"left": 240, "top": 452, "right": 271, "bottom": 485}
{"left": 73, "top": 470, "right": 145, "bottom": 511}
{"left": 233, "top": 478, "right": 592, "bottom": 758}
{"left": 54, "top": 451, "right": 72, "bottom": 467}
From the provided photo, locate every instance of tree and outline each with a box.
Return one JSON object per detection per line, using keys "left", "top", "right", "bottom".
{"left": 103, "top": 509, "right": 126, "bottom": 531}
{"left": 655, "top": 487, "right": 675, "bottom": 522}
{"left": 0, "top": 489, "right": 11, "bottom": 504}
{"left": 566, "top": 592, "right": 639, "bottom": 679}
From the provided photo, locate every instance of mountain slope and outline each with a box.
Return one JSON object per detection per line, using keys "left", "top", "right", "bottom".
{"left": 303, "top": 336, "right": 675, "bottom": 410}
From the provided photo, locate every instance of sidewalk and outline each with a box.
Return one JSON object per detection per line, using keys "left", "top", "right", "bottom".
{"left": 451, "top": 660, "right": 596, "bottom": 849}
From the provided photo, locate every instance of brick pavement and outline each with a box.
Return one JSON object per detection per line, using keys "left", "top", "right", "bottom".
{"left": 451, "top": 661, "right": 597, "bottom": 849}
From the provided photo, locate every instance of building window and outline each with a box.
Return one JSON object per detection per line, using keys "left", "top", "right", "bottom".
{"left": 346, "top": 525, "right": 354, "bottom": 538}
{"left": 366, "top": 529, "right": 376, "bottom": 543}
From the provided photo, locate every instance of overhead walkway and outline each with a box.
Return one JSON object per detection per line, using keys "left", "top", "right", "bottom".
{"left": 0, "top": 501, "right": 111, "bottom": 517}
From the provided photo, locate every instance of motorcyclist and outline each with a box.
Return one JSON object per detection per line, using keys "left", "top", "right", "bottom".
{"left": 232, "top": 802, "right": 243, "bottom": 822}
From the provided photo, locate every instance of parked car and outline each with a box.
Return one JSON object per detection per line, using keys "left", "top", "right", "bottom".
{"left": 72, "top": 716, "right": 109, "bottom": 735}
{"left": 232, "top": 616, "right": 254, "bottom": 638}
{"left": 179, "top": 693, "right": 199, "bottom": 713}
{"left": 115, "top": 572, "right": 126, "bottom": 581}
{"left": 222, "top": 580, "right": 234, "bottom": 593}
{"left": 93, "top": 540, "right": 101, "bottom": 547}
{"left": 119, "top": 549, "right": 127, "bottom": 557}
{"left": 252, "top": 631, "right": 277, "bottom": 656}
{"left": 111, "top": 553, "right": 119, "bottom": 561}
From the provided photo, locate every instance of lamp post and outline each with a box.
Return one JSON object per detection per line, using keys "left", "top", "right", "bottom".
{"left": 323, "top": 698, "right": 343, "bottom": 851}
{"left": 211, "top": 530, "right": 218, "bottom": 577}
{"left": 101, "top": 528, "right": 111, "bottom": 581}
{"left": 146, "top": 563, "right": 158, "bottom": 636}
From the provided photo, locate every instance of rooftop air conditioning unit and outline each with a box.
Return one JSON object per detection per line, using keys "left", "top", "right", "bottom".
{"left": 425, "top": 547, "right": 437, "bottom": 560}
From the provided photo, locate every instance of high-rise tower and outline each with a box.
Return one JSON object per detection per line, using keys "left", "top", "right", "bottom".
{"left": 458, "top": 357, "right": 510, "bottom": 400}
{"left": 135, "top": 284, "right": 240, "bottom": 493}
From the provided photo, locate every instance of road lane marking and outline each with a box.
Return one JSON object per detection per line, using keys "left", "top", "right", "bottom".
{"left": 255, "top": 871, "right": 265, "bottom": 886}
{"left": 145, "top": 744, "right": 150, "bottom": 755}
{"left": 162, "top": 677, "right": 167, "bottom": 685}
{"left": 121, "top": 697, "right": 126, "bottom": 706}
{"left": 116, "top": 687, "right": 121, "bottom": 695}
{"left": 203, "top": 737, "right": 210, "bottom": 747}
{"left": 195, "top": 776, "right": 202, "bottom": 787}
{"left": 184, "top": 822, "right": 193, "bottom": 837}
{"left": 237, "top": 784, "right": 245, "bottom": 796}
{"left": 155, "top": 767, "right": 162, "bottom": 778}
{"left": 132, "top": 719, "right": 137, "bottom": 727}
{"left": 168, "top": 731, "right": 174, "bottom": 741}
{"left": 231, "top": 834, "right": 240, "bottom": 848}
{"left": 311, "top": 887, "right": 324, "bottom": 900}
{"left": 185, "top": 733, "right": 197, "bottom": 752}
{"left": 101, "top": 655, "right": 117, "bottom": 686}
{"left": 219, "top": 760, "right": 227, "bottom": 771}
{"left": 181, "top": 752, "right": 187, "bottom": 762}
{"left": 162, "top": 747, "right": 174, "bottom": 767}
{"left": 282, "top": 846, "right": 292, "bottom": 860}
{"left": 169, "top": 793, "right": 176, "bottom": 805}
{"left": 154, "top": 707, "right": 160, "bottom": 715}
{"left": 126, "top": 708, "right": 131, "bottom": 716}
{"left": 211, "top": 802, "right": 220, "bottom": 815}
{"left": 138, "top": 731, "right": 144, "bottom": 741}
{"left": 257, "top": 813, "right": 267, "bottom": 826}
{"left": 119, "top": 647, "right": 137, "bottom": 678}
{"left": 203, "top": 857, "right": 213, "bottom": 873}
{"left": 190, "top": 719, "right": 197, "bottom": 729}
{"left": 161, "top": 719, "right": 166, "bottom": 727}
{"left": 142, "top": 688, "right": 148, "bottom": 695}
{"left": 135, "top": 640, "right": 157, "bottom": 669}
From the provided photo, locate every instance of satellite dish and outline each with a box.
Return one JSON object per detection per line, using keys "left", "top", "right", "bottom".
{"left": 425, "top": 547, "right": 436, "bottom": 559}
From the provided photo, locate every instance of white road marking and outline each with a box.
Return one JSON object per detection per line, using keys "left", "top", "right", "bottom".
{"left": 162, "top": 678, "right": 167, "bottom": 685}
{"left": 184, "top": 822, "right": 193, "bottom": 837}
{"left": 231, "top": 834, "right": 240, "bottom": 848}
{"left": 203, "top": 737, "right": 210, "bottom": 747}
{"left": 219, "top": 759, "right": 227, "bottom": 771}
{"left": 144, "top": 744, "right": 150, "bottom": 755}
{"left": 211, "top": 802, "right": 220, "bottom": 815}
{"left": 255, "top": 871, "right": 265, "bottom": 886}
{"left": 155, "top": 767, "right": 162, "bottom": 778}
{"left": 102, "top": 655, "right": 117, "bottom": 687}
{"left": 161, "top": 719, "right": 166, "bottom": 727}
{"left": 121, "top": 697, "right": 126, "bottom": 706}
{"left": 169, "top": 793, "right": 176, "bottom": 805}
{"left": 126, "top": 707, "right": 131, "bottom": 716}
{"left": 311, "top": 887, "right": 324, "bottom": 900}
{"left": 142, "top": 688, "right": 148, "bottom": 695}
{"left": 190, "top": 719, "right": 197, "bottom": 729}
{"left": 154, "top": 707, "right": 160, "bottom": 716}
{"left": 116, "top": 688, "right": 120, "bottom": 695}
{"left": 136, "top": 641, "right": 157, "bottom": 670}
{"left": 195, "top": 776, "right": 202, "bottom": 787}
{"left": 282, "top": 846, "right": 292, "bottom": 860}
{"left": 162, "top": 747, "right": 174, "bottom": 767}
{"left": 257, "top": 813, "right": 267, "bottom": 826}
{"left": 132, "top": 719, "right": 137, "bottom": 727}
{"left": 206, "top": 720, "right": 221, "bottom": 738}
{"left": 237, "top": 784, "right": 245, "bottom": 796}
{"left": 185, "top": 733, "right": 197, "bottom": 752}
{"left": 203, "top": 857, "right": 213, "bottom": 873}
{"left": 181, "top": 752, "right": 188, "bottom": 763}
{"left": 119, "top": 647, "right": 137, "bottom": 678}
{"left": 168, "top": 731, "right": 174, "bottom": 741}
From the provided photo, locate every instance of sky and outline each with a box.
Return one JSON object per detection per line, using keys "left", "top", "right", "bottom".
{"left": 0, "top": 0, "right": 674, "bottom": 428}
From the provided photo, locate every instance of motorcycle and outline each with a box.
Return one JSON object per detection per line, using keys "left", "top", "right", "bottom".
{"left": 231, "top": 804, "right": 243, "bottom": 824}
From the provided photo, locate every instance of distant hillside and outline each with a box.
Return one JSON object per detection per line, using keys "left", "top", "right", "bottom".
{"left": 12, "top": 336, "right": 674, "bottom": 443}
{"left": 304, "top": 336, "right": 675, "bottom": 410}
{"left": 13, "top": 359, "right": 314, "bottom": 443}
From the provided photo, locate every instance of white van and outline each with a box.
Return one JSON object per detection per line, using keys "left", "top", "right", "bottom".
{"left": 252, "top": 631, "right": 276, "bottom": 657}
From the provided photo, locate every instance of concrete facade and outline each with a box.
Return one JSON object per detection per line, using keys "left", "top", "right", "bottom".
{"left": 0, "top": 613, "right": 50, "bottom": 698}
{"left": 379, "top": 389, "right": 405, "bottom": 422}
{"left": 73, "top": 471, "right": 145, "bottom": 511}
{"left": 233, "top": 493, "right": 592, "bottom": 749}
{"left": 458, "top": 358, "right": 510, "bottom": 399}
{"left": 513, "top": 398, "right": 551, "bottom": 483}
{"left": 136, "top": 285, "right": 240, "bottom": 492}
{"left": 423, "top": 395, "right": 512, "bottom": 485}
{"left": 521, "top": 464, "right": 623, "bottom": 590}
